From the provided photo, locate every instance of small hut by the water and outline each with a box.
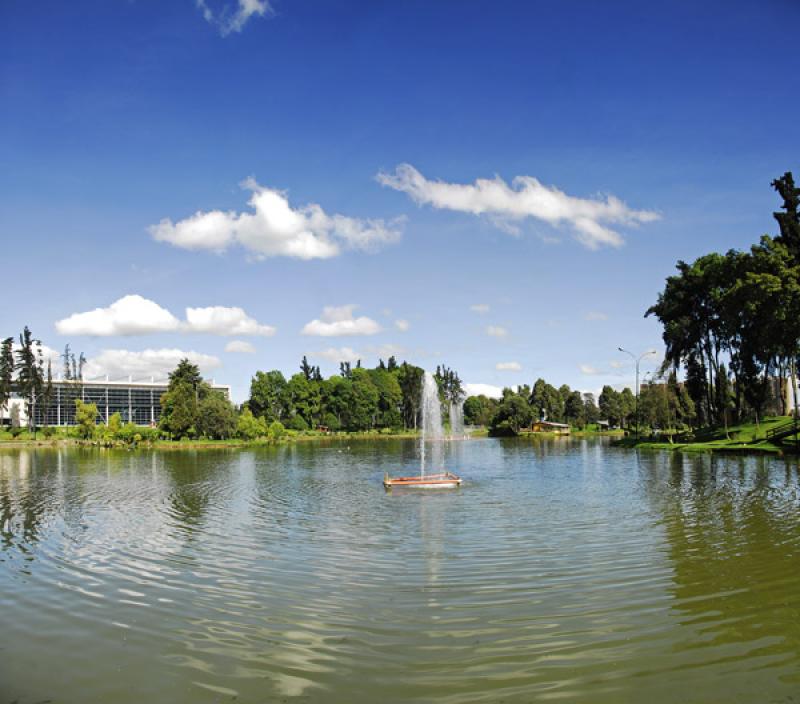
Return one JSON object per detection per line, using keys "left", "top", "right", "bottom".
{"left": 529, "top": 420, "right": 571, "bottom": 435}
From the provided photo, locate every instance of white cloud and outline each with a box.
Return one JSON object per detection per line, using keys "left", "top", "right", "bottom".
{"left": 609, "top": 360, "right": 626, "bottom": 369}
{"left": 196, "top": 0, "right": 271, "bottom": 36}
{"left": 377, "top": 163, "right": 660, "bottom": 249}
{"left": 84, "top": 348, "right": 221, "bottom": 380}
{"left": 394, "top": 319, "right": 409, "bottom": 332}
{"left": 464, "top": 383, "right": 503, "bottom": 399}
{"left": 584, "top": 311, "right": 608, "bottom": 321}
{"left": 9, "top": 343, "right": 62, "bottom": 376}
{"left": 580, "top": 364, "right": 601, "bottom": 375}
{"left": 302, "top": 305, "right": 381, "bottom": 337}
{"left": 470, "top": 303, "right": 490, "bottom": 314}
{"left": 496, "top": 361, "right": 522, "bottom": 371}
{"left": 486, "top": 325, "right": 508, "bottom": 338}
{"left": 149, "top": 178, "right": 402, "bottom": 260}
{"left": 224, "top": 340, "right": 256, "bottom": 354}
{"left": 55, "top": 296, "right": 276, "bottom": 338}
{"left": 311, "top": 343, "right": 406, "bottom": 365}
{"left": 55, "top": 295, "right": 181, "bottom": 336}
{"left": 185, "top": 306, "right": 275, "bottom": 336}
{"left": 365, "top": 343, "right": 407, "bottom": 359}
{"left": 313, "top": 347, "right": 361, "bottom": 364}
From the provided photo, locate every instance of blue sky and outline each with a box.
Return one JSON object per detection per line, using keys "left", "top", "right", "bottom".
{"left": 2, "top": 0, "right": 799, "bottom": 401}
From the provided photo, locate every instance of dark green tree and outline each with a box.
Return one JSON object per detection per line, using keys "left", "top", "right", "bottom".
{"left": 197, "top": 392, "right": 237, "bottom": 439}
{"left": 492, "top": 393, "right": 533, "bottom": 434}
{"left": 564, "top": 390, "right": 586, "bottom": 428}
{"left": 248, "top": 370, "right": 288, "bottom": 421}
{"left": 0, "top": 337, "right": 14, "bottom": 418}
{"left": 15, "top": 327, "right": 42, "bottom": 432}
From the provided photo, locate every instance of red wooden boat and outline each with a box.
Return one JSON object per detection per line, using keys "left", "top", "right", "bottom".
{"left": 383, "top": 472, "right": 462, "bottom": 489}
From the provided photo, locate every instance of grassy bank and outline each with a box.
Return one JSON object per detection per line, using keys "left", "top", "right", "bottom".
{"left": 612, "top": 416, "right": 799, "bottom": 455}
{"left": 0, "top": 428, "right": 429, "bottom": 451}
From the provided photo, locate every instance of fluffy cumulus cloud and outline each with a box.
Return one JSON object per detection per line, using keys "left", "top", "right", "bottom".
{"left": 496, "top": 361, "right": 522, "bottom": 371}
{"left": 486, "top": 325, "right": 508, "bottom": 338}
{"left": 470, "top": 304, "right": 490, "bottom": 314}
{"left": 149, "top": 178, "right": 402, "bottom": 261}
{"left": 186, "top": 306, "right": 275, "bottom": 336}
{"left": 313, "top": 346, "right": 361, "bottom": 364}
{"left": 311, "top": 343, "right": 407, "bottom": 365}
{"left": 84, "top": 348, "right": 221, "bottom": 380}
{"left": 55, "top": 295, "right": 275, "bottom": 338}
{"left": 224, "top": 340, "right": 256, "bottom": 354}
{"left": 301, "top": 305, "right": 381, "bottom": 337}
{"left": 55, "top": 295, "right": 181, "bottom": 336}
{"left": 394, "top": 319, "right": 409, "bottom": 332}
{"left": 377, "top": 163, "right": 660, "bottom": 249}
{"left": 196, "top": 0, "right": 271, "bottom": 36}
{"left": 464, "top": 383, "right": 503, "bottom": 399}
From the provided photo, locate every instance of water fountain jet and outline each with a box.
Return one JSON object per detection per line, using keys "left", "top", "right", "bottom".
{"left": 383, "top": 371, "right": 462, "bottom": 489}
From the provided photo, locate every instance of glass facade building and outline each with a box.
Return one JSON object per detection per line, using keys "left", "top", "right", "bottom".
{"left": 15, "top": 379, "right": 231, "bottom": 427}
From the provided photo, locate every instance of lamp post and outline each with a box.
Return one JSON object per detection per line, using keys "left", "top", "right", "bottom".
{"left": 618, "top": 347, "right": 656, "bottom": 439}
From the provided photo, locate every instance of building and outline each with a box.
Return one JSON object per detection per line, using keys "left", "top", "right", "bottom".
{"left": 529, "top": 420, "right": 570, "bottom": 435}
{"left": 1, "top": 377, "right": 231, "bottom": 427}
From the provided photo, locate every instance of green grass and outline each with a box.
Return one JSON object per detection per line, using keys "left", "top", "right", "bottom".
{"left": 612, "top": 416, "right": 799, "bottom": 455}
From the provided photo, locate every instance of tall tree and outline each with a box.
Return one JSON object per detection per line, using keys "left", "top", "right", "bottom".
{"left": 248, "top": 370, "right": 288, "bottom": 421}
{"left": 0, "top": 337, "right": 14, "bottom": 418}
{"left": 397, "top": 363, "right": 424, "bottom": 429}
{"left": 15, "top": 327, "right": 42, "bottom": 431}
{"left": 300, "top": 355, "right": 313, "bottom": 381}
{"left": 160, "top": 359, "right": 205, "bottom": 438}
{"left": 772, "top": 172, "right": 800, "bottom": 258}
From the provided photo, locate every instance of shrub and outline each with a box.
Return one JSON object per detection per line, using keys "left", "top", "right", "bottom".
{"left": 269, "top": 420, "right": 285, "bottom": 441}
{"left": 74, "top": 399, "right": 98, "bottom": 439}
{"left": 237, "top": 407, "right": 268, "bottom": 440}
{"left": 321, "top": 413, "right": 341, "bottom": 432}
{"left": 286, "top": 415, "right": 308, "bottom": 432}
{"left": 107, "top": 412, "right": 123, "bottom": 437}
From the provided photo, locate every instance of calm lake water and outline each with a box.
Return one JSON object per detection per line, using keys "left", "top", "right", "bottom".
{"left": 2, "top": 438, "right": 800, "bottom": 703}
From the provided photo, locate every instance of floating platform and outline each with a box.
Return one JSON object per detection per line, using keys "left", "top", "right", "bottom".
{"left": 383, "top": 472, "right": 462, "bottom": 489}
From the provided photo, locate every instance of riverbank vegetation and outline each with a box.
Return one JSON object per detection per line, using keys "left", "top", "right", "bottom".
{"left": 467, "top": 380, "right": 638, "bottom": 436}
{"left": 617, "top": 171, "right": 800, "bottom": 453}
{"left": 646, "top": 172, "right": 800, "bottom": 429}
{"left": 0, "top": 351, "right": 467, "bottom": 445}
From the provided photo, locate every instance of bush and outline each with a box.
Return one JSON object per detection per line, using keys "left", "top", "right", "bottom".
{"left": 107, "top": 412, "right": 123, "bottom": 437}
{"left": 286, "top": 415, "right": 308, "bottom": 432}
{"left": 321, "top": 413, "right": 341, "bottom": 432}
{"left": 237, "top": 408, "right": 268, "bottom": 440}
{"left": 74, "top": 399, "right": 98, "bottom": 439}
{"left": 269, "top": 420, "right": 285, "bottom": 441}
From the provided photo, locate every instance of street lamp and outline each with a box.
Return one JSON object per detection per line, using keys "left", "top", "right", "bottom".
{"left": 618, "top": 347, "right": 657, "bottom": 439}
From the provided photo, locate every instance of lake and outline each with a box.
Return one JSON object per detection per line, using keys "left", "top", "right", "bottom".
{"left": 1, "top": 438, "right": 800, "bottom": 703}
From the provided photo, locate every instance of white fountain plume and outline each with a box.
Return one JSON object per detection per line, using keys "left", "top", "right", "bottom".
{"left": 420, "top": 371, "right": 444, "bottom": 477}
{"left": 449, "top": 401, "right": 465, "bottom": 439}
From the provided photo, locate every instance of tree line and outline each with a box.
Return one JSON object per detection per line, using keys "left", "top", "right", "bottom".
{"left": 244, "top": 357, "right": 464, "bottom": 433}
{"left": 647, "top": 172, "right": 800, "bottom": 429}
{"left": 466, "top": 379, "right": 638, "bottom": 435}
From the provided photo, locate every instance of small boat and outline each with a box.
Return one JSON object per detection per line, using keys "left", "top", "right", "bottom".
{"left": 383, "top": 471, "right": 462, "bottom": 489}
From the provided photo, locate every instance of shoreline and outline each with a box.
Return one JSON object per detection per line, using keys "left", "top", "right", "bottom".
{"left": 611, "top": 438, "right": 796, "bottom": 456}
{"left": 0, "top": 431, "right": 426, "bottom": 451}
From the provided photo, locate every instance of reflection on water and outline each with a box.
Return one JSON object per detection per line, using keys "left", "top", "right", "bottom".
{"left": 1, "top": 440, "right": 799, "bottom": 703}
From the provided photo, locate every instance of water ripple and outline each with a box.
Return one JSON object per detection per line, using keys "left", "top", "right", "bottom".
{"left": 1, "top": 442, "right": 800, "bottom": 702}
